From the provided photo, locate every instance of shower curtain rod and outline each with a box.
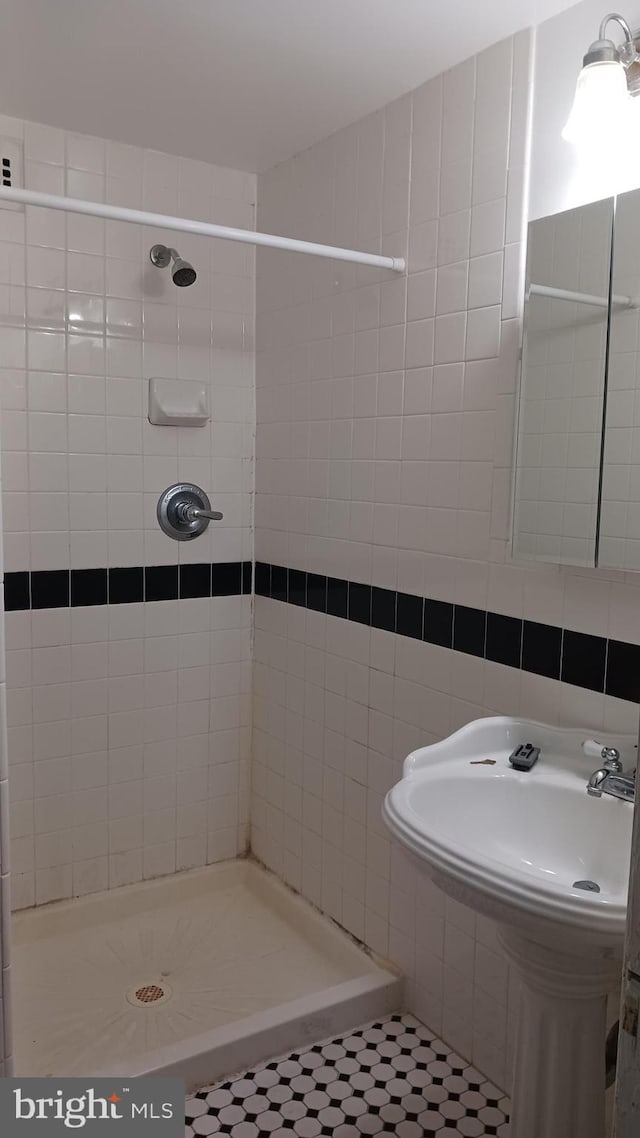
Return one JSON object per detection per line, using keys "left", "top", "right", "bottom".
{"left": 0, "top": 186, "right": 406, "bottom": 273}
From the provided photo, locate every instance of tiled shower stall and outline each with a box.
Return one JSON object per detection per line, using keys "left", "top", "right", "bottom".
{"left": 0, "top": 13, "right": 638, "bottom": 1097}
{"left": 0, "top": 124, "right": 256, "bottom": 1072}
{"left": 1, "top": 125, "right": 256, "bottom": 910}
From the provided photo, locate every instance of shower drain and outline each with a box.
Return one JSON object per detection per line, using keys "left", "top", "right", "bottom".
{"left": 126, "top": 982, "right": 172, "bottom": 1008}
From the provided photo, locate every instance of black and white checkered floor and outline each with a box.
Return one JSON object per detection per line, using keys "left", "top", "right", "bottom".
{"left": 185, "top": 1014, "right": 510, "bottom": 1137}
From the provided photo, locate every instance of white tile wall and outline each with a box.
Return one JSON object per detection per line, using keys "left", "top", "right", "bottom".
{"left": 253, "top": 29, "right": 640, "bottom": 1093}
{"left": 0, "top": 115, "right": 255, "bottom": 910}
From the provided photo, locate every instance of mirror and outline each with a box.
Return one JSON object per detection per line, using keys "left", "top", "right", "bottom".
{"left": 513, "top": 197, "right": 614, "bottom": 567}
{"left": 600, "top": 189, "right": 640, "bottom": 570}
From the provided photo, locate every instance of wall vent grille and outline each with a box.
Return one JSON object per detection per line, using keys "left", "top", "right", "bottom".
{"left": 0, "top": 138, "right": 23, "bottom": 210}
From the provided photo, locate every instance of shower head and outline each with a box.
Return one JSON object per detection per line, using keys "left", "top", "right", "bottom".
{"left": 150, "top": 244, "right": 197, "bottom": 287}
{"left": 171, "top": 256, "right": 197, "bottom": 287}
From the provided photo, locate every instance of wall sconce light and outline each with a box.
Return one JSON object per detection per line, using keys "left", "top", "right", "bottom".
{"left": 563, "top": 12, "right": 640, "bottom": 144}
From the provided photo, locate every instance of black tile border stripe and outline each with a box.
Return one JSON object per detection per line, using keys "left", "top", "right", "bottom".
{"left": 254, "top": 562, "right": 640, "bottom": 704}
{"left": 4, "top": 562, "right": 252, "bottom": 610}
{"left": 6, "top": 559, "right": 640, "bottom": 704}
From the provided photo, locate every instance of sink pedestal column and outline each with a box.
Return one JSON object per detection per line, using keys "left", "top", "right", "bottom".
{"left": 499, "top": 927, "right": 620, "bottom": 1138}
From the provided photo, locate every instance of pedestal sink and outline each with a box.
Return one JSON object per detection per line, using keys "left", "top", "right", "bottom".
{"left": 382, "top": 717, "right": 635, "bottom": 1138}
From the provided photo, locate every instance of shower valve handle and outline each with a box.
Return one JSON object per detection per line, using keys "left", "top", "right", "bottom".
{"left": 183, "top": 505, "right": 224, "bottom": 523}
{"left": 157, "top": 483, "right": 223, "bottom": 541}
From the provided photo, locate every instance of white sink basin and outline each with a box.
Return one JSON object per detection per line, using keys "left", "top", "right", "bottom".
{"left": 383, "top": 716, "right": 637, "bottom": 1138}
{"left": 383, "top": 716, "right": 635, "bottom": 953}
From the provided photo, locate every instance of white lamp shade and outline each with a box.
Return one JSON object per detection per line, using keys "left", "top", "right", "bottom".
{"left": 562, "top": 59, "right": 631, "bottom": 144}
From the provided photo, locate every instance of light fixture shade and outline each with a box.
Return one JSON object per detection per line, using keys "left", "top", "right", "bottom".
{"left": 562, "top": 59, "right": 631, "bottom": 144}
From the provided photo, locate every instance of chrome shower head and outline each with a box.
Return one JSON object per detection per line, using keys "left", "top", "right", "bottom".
{"left": 171, "top": 256, "right": 196, "bottom": 287}
{"left": 149, "top": 244, "right": 197, "bottom": 287}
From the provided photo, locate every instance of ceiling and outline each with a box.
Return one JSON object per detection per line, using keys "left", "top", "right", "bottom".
{"left": 1, "top": 0, "right": 580, "bottom": 173}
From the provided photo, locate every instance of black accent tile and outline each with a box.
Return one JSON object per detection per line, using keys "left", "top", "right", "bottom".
{"left": 423, "top": 599, "right": 453, "bottom": 648}
{"left": 327, "top": 577, "right": 348, "bottom": 619}
{"left": 486, "top": 612, "right": 522, "bottom": 669}
{"left": 8, "top": 553, "right": 628, "bottom": 713}
{"left": 213, "top": 562, "right": 242, "bottom": 596}
{"left": 180, "top": 563, "right": 211, "bottom": 599}
{"left": 307, "top": 573, "right": 327, "bottom": 613}
{"left": 348, "top": 582, "right": 372, "bottom": 626}
{"left": 108, "top": 566, "right": 143, "bottom": 605}
{"left": 4, "top": 571, "right": 30, "bottom": 611}
{"left": 605, "top": 639, "right": 640, "bottom": 702}
{"left": 561, "top": 630, "right": 606, "bottom": 693}
{"left": 371, "top": 587, "right": 396, "bottom": 632}
{"left": 521, "top": 620, "right": 562, "bottom": 680}
{"left": 453, "top": 605, "right": 486, "bottom": 657}
{"left": 144, "top": 564, "right": 178, "bottom": 602}
{"left": 288, "top": 569, "right": 307, "bottom": 607}
{"left": 396, "top": 592, "right": 424, "bottom": 640}
{"left": 255, "top": 562, "right": 271, "bottom": 597}
{"left": 71, "top": 568, "right": 107, "bottom": 607}
{"left": 31, "top": 570, "right": 69, "bottom": 610}
{"left": 271, "top": 565, "right": 288, "bottom": 602}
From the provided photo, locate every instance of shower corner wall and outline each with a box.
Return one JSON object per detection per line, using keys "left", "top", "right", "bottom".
{"left": 0, "top": 114, "right": 257, "bottom": 927}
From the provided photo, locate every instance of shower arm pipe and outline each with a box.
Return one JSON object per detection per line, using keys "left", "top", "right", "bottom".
{"left": 0, "top": 185, "right": 406, "bottom": 273}
{"left": 528, "top": 282, "right": 637, "bottom": 309}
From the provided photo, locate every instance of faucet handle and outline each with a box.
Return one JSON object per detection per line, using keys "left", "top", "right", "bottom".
{"left": 582, "top": 739, "right": 622, "bottom": 770}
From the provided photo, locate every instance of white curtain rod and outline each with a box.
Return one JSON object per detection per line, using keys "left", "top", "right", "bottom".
{"left": 529, "top": 282, "right": 636, "bottom": 309}
{"left": 0, "top": 186, "right": 406, "bottom": 273}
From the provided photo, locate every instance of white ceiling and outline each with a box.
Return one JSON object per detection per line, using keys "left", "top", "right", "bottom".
{"left": 1, "top": 0, "right": 580, "bottom": 173}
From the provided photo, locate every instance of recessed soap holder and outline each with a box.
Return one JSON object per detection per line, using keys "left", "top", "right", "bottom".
{"left": 148, "top": 377, "right": 209, "bottom": 427}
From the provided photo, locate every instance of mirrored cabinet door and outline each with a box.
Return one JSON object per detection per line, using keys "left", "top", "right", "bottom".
{"left": 599, "top": 188, "right": 640, "bottom": 571}
{"left": 512, "top": 197, "right": 614, "bottom": 567}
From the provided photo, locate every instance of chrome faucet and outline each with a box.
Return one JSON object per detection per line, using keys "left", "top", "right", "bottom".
{"left": 584, "top": 740, "right": 636, "bottom": 802}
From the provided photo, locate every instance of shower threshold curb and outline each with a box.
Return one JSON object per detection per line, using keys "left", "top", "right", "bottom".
{"left": 94, "top": 969, "right": 403, "bottom": 1092}
{"left": 13, "top": 859, "right": 402, "bottom": 1091}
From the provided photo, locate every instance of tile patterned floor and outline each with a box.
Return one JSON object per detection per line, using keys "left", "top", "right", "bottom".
{"left": 185, "top": 1014, "right": 510, "bottom": 1137}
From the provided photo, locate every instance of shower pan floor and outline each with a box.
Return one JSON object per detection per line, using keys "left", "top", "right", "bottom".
{"left": 12, "top": 859, "right": 400, "bottom": 1086}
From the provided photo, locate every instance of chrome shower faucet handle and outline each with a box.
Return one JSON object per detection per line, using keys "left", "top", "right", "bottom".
{"left": 157, "top": 483, "right": 224, "bottom": 541}
{"left": 177, "top": 502, "right": 224, "bottom": 525}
